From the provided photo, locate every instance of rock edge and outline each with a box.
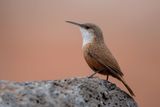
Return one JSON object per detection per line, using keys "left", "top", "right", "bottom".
{"left": 0, "top": 77, "right": 138, "bottom": 107}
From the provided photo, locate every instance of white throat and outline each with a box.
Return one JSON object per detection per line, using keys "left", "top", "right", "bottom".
{"left": 80, "top": 28, "right": 94, "bottom": 47}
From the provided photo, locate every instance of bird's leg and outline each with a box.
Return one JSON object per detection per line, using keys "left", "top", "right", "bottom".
{"left": 88, "top": 68, "right": 105, "bottom": 78}
{"left": 88, "top": 72, "right": 97, "bottom": 78}
{"left": 106, "top": 75, "right": 109, "bottom": 80}
{"left": 88, "top": 70, "right": 102, "bottom": 78}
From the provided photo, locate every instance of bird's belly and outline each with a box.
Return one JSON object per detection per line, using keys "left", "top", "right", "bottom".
{"left": 84, "top": 53, "right": 109, "bottom": 75}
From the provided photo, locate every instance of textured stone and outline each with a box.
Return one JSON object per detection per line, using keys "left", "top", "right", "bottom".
{"left": 0, "top": 77, "right": 138, "bottom": 107}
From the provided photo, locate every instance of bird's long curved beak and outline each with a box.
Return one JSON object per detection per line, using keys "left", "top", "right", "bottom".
{"left": 66, "top": 21, "right": 83, "bottom": 27}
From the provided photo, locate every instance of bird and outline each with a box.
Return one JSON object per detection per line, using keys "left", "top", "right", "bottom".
{"left": 66, "top": 21, "right": 135, "bottom": 96}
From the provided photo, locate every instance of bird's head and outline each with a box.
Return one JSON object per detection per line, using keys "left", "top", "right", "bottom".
{"left": 66, "top": 21, "right": 104, "bottom": 47}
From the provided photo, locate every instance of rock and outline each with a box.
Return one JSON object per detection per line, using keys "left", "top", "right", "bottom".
{"left": 0, "top": 77, "right": 138, "bottom": 107}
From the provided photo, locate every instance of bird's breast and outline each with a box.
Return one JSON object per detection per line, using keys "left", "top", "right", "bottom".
{"left": 83, "top": 44, "right": 104, "bottom": 71}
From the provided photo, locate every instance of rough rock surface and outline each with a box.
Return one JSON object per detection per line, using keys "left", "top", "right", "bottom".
{"left": 0, "top": 77, "right": 138, "bottom": 107}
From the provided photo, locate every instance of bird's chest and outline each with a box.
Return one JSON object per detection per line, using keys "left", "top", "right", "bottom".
{"left": 83, "top": 44, "right": 103, "bottom": 71}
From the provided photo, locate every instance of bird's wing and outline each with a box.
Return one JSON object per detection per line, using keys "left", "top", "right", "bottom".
{"left": 88, "top": 48, "right": 124, "bottom": 76}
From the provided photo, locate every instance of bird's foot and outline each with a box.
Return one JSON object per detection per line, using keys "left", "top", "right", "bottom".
{"left": 88, "top": 72, "right": 97, "bottom": 78}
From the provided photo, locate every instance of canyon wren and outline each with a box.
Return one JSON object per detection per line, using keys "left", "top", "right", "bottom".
{"left": 66, "top": 21, "right": 135, "bottom": 96}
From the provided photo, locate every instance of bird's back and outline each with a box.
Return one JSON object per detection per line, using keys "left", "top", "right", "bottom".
{"left": 83, "top": 42, "right": 123, "bottom": 77}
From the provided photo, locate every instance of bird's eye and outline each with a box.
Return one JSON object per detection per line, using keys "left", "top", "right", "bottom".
{"left": 85, "top": 26, "right": 90, "bottom": 29}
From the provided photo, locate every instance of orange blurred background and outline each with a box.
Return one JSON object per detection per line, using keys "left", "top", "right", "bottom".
{"left": 0, "top": 0, "right": 160, "bottom": 106}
